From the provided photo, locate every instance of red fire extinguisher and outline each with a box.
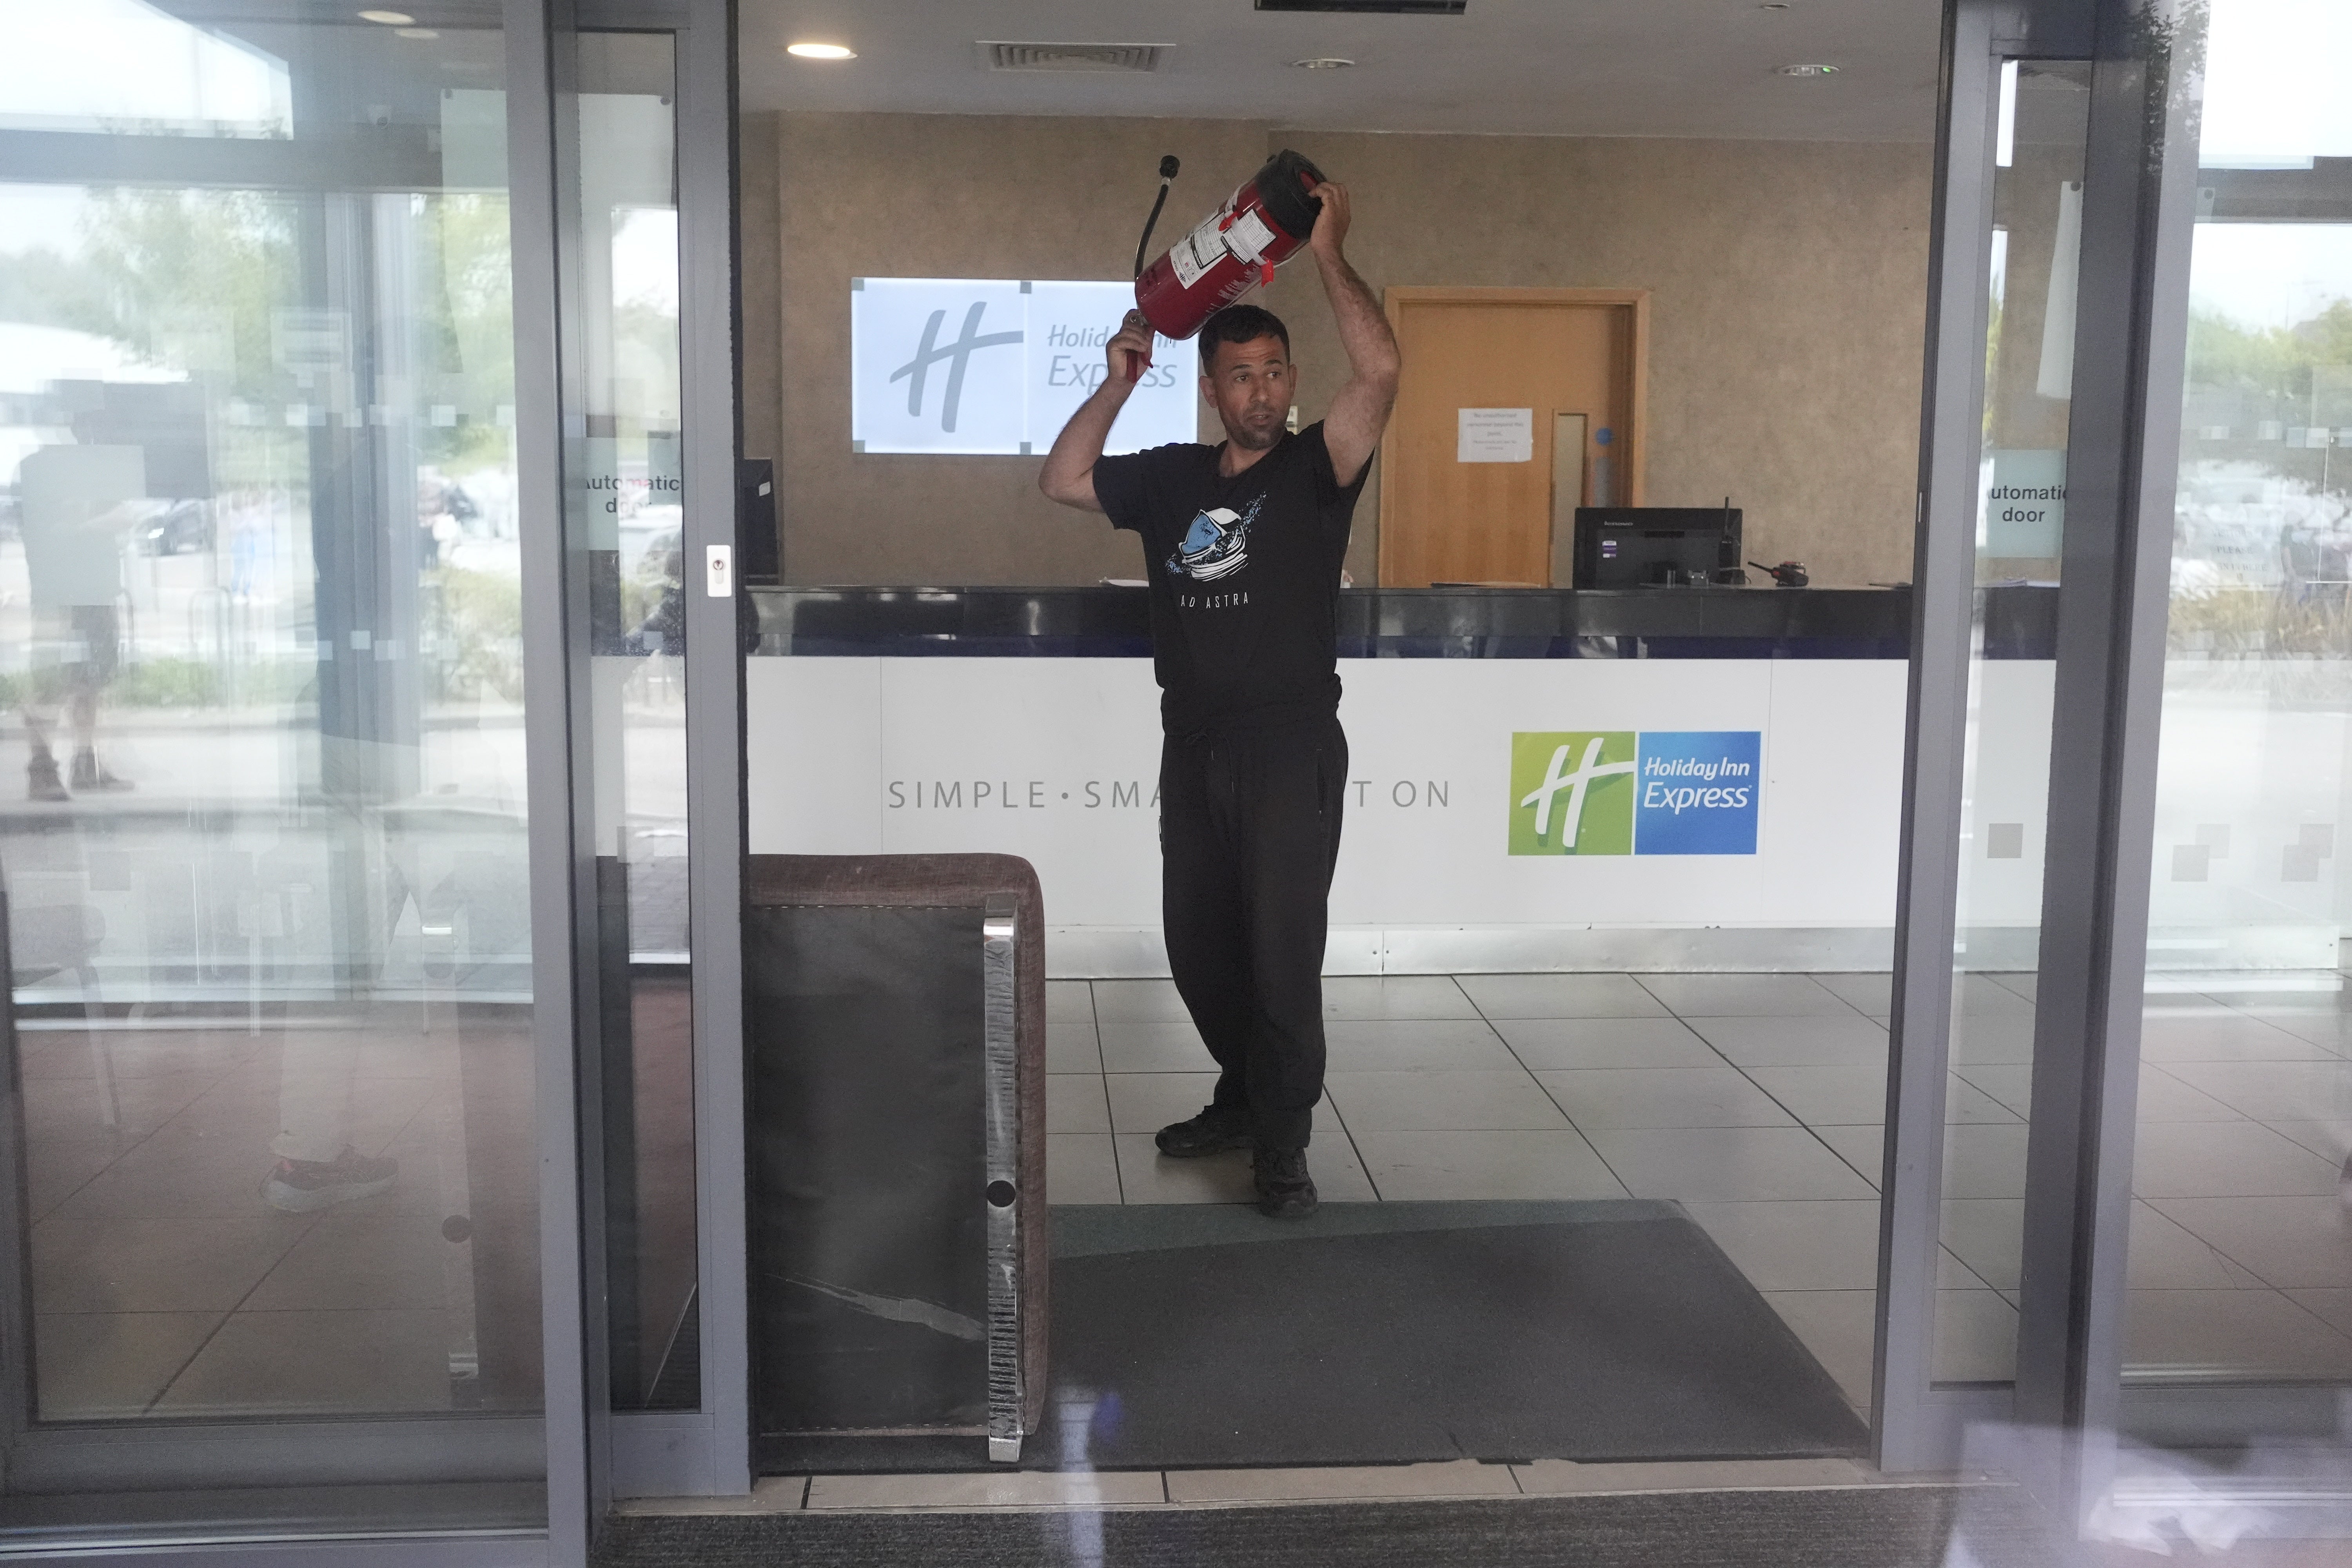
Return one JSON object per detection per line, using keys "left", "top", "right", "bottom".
{"left": 1125, "top": 150, "right": 1327, "bottom": 379}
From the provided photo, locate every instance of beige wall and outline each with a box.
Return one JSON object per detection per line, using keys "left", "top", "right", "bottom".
{"left": 746, "top": 112, "right": 1933, "bottom": 588}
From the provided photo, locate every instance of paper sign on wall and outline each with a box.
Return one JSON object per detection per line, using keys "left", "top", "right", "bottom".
{"left": 1458, "top": 407, "right": 1534, "bottom": 463}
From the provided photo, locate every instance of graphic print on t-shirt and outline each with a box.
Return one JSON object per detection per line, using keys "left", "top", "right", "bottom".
{"left": 1165, "top": 494, "right": 1262, "bottom": 583}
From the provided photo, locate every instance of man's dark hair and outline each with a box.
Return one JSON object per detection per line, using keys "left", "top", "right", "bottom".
{"left": 1198, "top": 304, "right": 1290, "bottom": 370}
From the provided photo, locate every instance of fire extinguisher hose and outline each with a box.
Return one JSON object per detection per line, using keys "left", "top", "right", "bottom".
{"left": 1134, "top": 154, "right": 1181, "bottom": 280}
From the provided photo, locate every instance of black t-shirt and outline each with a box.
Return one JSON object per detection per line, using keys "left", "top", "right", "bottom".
{"left": 1093, "top": 422, "right": 1367, "bottom": 733}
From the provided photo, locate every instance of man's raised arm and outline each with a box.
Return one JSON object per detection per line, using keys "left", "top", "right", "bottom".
{"left": 1306, "top": 182, "right": 1401, "bottom": 489}
{"left": 1038, "top": 310, "right": 1156, "bottom": 512}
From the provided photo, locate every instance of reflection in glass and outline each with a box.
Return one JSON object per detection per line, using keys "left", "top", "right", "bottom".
{"left": 1934, "top": 59, "right": 2093, "bottom": 1387}
{"left": 564, "top": 33, "right": 697, "bottom": 1412}
{"left": 2126, "top": 0, "right": 2352, "bottom": 1388}
{"left": 0, "top": 14, "right": 542, "bottom": 1437}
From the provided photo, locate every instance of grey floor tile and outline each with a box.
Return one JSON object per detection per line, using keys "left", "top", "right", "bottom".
{"left": 1045, "top": 1015, "right": 1103, "bottom": 1075}
{"left": 1949, "top": 1015, "right": 2035, "bottom": 1066}
{"left": 244, "top": 1214, "right": 457, "bottom": 1312}
{"left": 33, "top": 1310, "right": 223, "bottom": 1420}
{"left": 1096, "top": 1018, "right": 1217, "bottom": 1074}
{"left": 2130, "top": 1067, "right": 2247, "bottom": 1123}
{"left": 808, "top": 1472, "right": 1164, "bottom": 1509}
{"left": 1045, "top": 1074, "right": 1111, "bottom": 1134}
{"left": 1940, "top": 1199, "right": 2024, "bottom": 1292}
{"left": 1810, "top": 1124, "right": 1886, "bottom": 1188}
{"left": 2261, "top": 1120, "right": 2346, "bottom": 1163}
{"left": 1945, "top": 1076, "right": 2024, "bottom": 1125}
{"left": 1811, "top": 973, "right": 1893, "bottom": 1016}
{"left": 2131, "top": 1122, "right": 2341, "bottom": 1199}
{"left": 1347, "top": 1129, "right": 1627, "bottom": 1201}
{"left": 1945, "top": 1124, "right": 2033, "bottom": 1200}
{"left": 1534, "top": 1067, "right": 1794, "bottom": 1130}
{"left": 1322, "top": 1019, "right": 1518, "bottom": 1071}
{"left": 1453, "top": 973, "right": 1669, "bottom": 1020}
{"left": 1494, "top": 1016, "right": 1725, "bottom": 1070}
{"left": 25, "top": 1138, "right": 119, "bottom": 1225}
{"left": 1320, "top": 976, "right": 1481, "bottom": 1022}
{"left": 1111, "top": 1134, "right": 1375, "bottom": 1205}
{"left": 2156, "top": 1060, "right": 2351, "bottom": 1123}
{"left": 1583, "top": 1127, "right": 1876, "bottom": 1201}
{"left": 1045, "top": 980, "right": 1094, "bottom": 1026}
{"left": 2125, "top": 1287, "right": 2352, "bottom": 1380}
{"left": 2256, "top": 1012, "right": 2352, "bottom": 1053}
{"left": 2140, "top": 1013, "right": 2336, "bottom": 1063}
{"left": 31, "top": 1213, "right": 307, "bottom": 1314}
{"left": 1046, "top": 1134, "right": 1122, "bottom": 1204}
{"left": 1955, "top": 1065, "right": 2031, "bottom": 1119}
{"left": 1682, "top": 1199, "right": 1882, "bottom": 1291}
{"left": 1166, "top": 1459, "right": 1516, "bottom": 1503}
{"left": 1687, "top": 1015, "right": 1889, "bottom": 1068}
{"left": 1988, "top": 973, "right": 2038, "bottom": 1003}
{"left": 1760, "top": 1290, "right": 1875, "bottom": 1405}
{"left": 1932, "top": 1289, "right": 2019, "bottom": 1382}
{"left": 154, "top": 1307, "right": 457, "bottom": 1415}
{"left": 1954, "top": 975, "right": 2037, "bottom": 1018}
{"left": 1103, "top": 1073, "right": 1220, "bottom": 1135}
{"left": 1635, "top": 974, "right": 1853, "bottom": 1018}
{"left": 1325, "top": 1069, "right": 1566, "bottom": 1132}
{"left": 2126, "top": 1201, "right": 2263, "bottom": 1291}
{"left": 1090, "top": 978, "right": 1194, "bottom": 1025}
{"left": 2283, "top": 1289, "right": 2352, "bottom": 1338}
{"left": 1741, "top": 1065, "right": 1888, "bottom": 1127}
{"left": 2146, "top": 1195, "right": 2352, "bottom": 1290}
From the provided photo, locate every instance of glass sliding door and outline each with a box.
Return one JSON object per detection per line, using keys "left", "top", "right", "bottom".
{"left": 0, "top": 0, "right": 570, "bottom": 1539}
{"left": 2119, "top": 0, "right": 2352, "bottom": 1432}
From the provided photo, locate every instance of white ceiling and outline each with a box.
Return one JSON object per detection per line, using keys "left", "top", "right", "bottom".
{"left": 739, "top": 0, "right": 1945, "bottom": 143}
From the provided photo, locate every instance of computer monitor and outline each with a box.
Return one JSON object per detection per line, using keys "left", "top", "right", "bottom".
{"left": 1572, "top": 506, "right": 1744, "bottom": 588}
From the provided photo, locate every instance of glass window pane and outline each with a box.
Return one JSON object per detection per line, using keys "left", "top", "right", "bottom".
{"left": 0, "top": 4, "right": 542, "bottom": 1534}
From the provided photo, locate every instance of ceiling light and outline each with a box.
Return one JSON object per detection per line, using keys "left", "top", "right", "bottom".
{"left": 1292, "top": 57, "right": 1356, "bottom": 70}
{"left": 1759, "top": 2, "right": 1792, "bottom": 9}
{"left": 396, "top": 27, "right": 438, "bottom": 38}
{"left": 787, "top": 41, "right": 856, "bottom": 60}
{"left": 357, "top": 9, "right": 414, "bottom": 22}
{"left": 1775, "top": 62, "right": 1840, "bottom": 76}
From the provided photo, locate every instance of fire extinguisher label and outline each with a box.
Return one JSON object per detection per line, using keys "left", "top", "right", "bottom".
{"left": 1169, "top": 215, "right": 1225, "bottom": 291}
{"left": 1224, "top": 208, "right": 1278, "bottom": 263}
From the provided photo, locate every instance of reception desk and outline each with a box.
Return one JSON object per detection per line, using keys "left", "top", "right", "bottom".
{"left": 744, "top": 585, "right": 2071, "bottom": 977}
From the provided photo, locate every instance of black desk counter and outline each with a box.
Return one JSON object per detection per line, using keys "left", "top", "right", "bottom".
{"left": 747, "top": 584, "right": 2058, "bottom": 661}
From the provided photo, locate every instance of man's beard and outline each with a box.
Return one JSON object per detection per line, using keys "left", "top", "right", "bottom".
{"left": 1226, "top": 410, "right": 1283, "bottom": 450}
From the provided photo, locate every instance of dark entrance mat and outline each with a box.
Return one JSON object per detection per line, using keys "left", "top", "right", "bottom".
{"left": 757, "top": 1200, "right": 1865, "bottom": 1474}
{"left": 597, "top": 1485, "right": 2061, "bottom": 1568}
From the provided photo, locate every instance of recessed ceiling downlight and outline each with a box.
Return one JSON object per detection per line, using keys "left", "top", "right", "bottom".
{"left": 357, "top": 9, "right": 415, "bottom": 22}
{"left": 787, "top": 41, "right": 857, "bottom": 60}
{"left": 1775, "top": 62, "right": 1840, "bottom": 76}
{"left": 1292, "top": 57, "right": 1356, "bottom": 70}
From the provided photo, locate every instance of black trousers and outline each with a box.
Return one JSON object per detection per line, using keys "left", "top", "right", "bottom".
{"left": 1158, "top": 713, "right": 1347, "bottom": 1151}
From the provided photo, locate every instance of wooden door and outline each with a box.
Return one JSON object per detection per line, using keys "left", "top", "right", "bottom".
{"left": 1377, "top": 288, "right": 1647, "bottom": 588}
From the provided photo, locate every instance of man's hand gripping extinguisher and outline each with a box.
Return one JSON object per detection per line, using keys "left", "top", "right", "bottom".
{"left": 1121, "top": 149, "right": 1328, "bottom": 382}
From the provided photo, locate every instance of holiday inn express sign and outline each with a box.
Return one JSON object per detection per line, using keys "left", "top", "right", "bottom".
{"left": 849, "top": 278, "right": 1198, "bottom": 456}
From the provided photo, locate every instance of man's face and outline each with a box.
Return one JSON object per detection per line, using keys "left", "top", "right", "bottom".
{"left": 1201, "top": 335, "right": 1293, "bottom": 451}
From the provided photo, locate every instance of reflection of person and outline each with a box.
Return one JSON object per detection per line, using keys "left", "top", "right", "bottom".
{"left": 1039, "top": 181, "right": 1400, "bottom": 1218}
{"left": 263, "top": 1039, "right": 398, "bottom": 1212}
{"left": 16, "top": 445, "right": 142, "bottom": 802}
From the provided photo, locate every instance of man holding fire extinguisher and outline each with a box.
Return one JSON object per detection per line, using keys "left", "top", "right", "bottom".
{"left": 1039, "top": 178, "right": 1401, "bottom": 1218}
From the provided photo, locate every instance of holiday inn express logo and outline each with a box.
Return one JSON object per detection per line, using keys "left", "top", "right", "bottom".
{"left": 1509, "top": 731, "right": 1762, "bottom": 856}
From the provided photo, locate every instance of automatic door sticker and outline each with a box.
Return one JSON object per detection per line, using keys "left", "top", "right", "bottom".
{"left": 1167, "top": 495, "right": 1261, "bottom": 583}
{"left": 1510, "top": 730, "right": 1761, "bottom": 856}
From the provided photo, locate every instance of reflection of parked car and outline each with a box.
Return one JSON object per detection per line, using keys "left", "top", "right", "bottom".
{"left": 135, "top": 498, "right": 213, "bottom": 556}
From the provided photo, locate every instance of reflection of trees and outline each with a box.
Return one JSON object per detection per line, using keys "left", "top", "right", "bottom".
{"left": 2189, "top": 299, "right": 2352, "bottom": 428}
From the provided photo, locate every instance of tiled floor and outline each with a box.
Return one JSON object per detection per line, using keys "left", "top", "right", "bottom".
{"left": 1046, "top": 969, "right": 2352, "bottom": 1403}
{"left": 18, "top": 968, "right": 2352, "bottom": 1430}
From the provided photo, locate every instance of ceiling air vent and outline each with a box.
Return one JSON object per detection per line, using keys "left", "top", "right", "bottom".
{"left": 985, "top": 42, "right": 1164, "bottom": 73}
{"left": 1255, "top": 0, "right": 1466, "bottom": 13}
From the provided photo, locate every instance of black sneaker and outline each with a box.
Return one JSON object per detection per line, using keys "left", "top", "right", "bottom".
{"left": 1154, "top": 1102, "right": 1253, "bottom": 1158}
{"left": 262, "top": 1148, "right": 398, "bottom": 1212}
{"left": 1253, "top": 1146, "right": 1318, "bottom": 1219}
{"left": 26, "top": 754, "right": 66, "bottom": 803}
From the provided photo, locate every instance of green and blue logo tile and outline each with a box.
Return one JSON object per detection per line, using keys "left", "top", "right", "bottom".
{"left": 1510, "top": 730, "right": 1761, "bottom": 856}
